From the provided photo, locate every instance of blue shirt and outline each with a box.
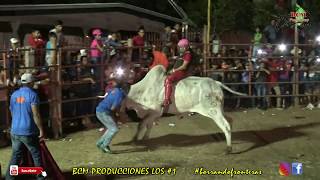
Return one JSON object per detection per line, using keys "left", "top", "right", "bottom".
{"left": 10, "top": 86, "right": 40, "bottom": 136}
{"left": 96, "top": 88, "right": 125, "bottom": 113}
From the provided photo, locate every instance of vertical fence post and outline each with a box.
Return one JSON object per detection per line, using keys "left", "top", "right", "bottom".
{"left": 100, "top": 51, "right": 104, "bottom": 93}
{"left": 2, "top": 51, "right": 10, "bottom": 129}
{"left": 248, "top": 44, "right": 253, "bottom": 97}
{"left": 56, "top": 48, "right": 63, "bottom": 137}
{"left": 203, "top": 25, "right": 208, "bottom": 77}
{"left": 293, "top": 24, "right": 300, "bottom": 107}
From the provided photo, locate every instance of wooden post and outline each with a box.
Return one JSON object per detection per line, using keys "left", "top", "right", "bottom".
{"left": 248, "top": 45, "right": 253, "bottom": 97}
{"left": 203, "top": 25, "right": 208, "bottom": 77}
{"left": 56, "top": 48, "right": 63, "bottom": 137}
{"left": 293, "top": 23, "right": 299, "bottom": 107}
{"left": 207, "top": 0, "right": 211, "bottom": 45}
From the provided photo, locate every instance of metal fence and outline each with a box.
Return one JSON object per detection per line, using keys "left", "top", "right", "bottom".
{"left": 0, "top": 42, "right": 319, "bottom": 138}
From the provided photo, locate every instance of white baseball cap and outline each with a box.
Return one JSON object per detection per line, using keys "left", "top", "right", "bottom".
{"left": 21, "top": 73, "right": 34, "bottom": 84}
{"left": 10, "top": 38, "right": 19, "bottom": 44}
{"left": 80, "top": 49, "right": 87, "bottom": 57}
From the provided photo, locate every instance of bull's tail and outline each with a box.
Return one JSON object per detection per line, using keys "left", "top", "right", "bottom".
{"left": 216, "top": 81, "right": 247, "bottom": 96}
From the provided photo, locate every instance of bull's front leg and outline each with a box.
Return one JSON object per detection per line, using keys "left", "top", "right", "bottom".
{"left": 142, "top": 115, "right": 160, "bottom": 140}
{"left": 142, "top": 118, "right": 154, "bottom": 140}
{"left": 132, "top": 121, "right": 145, "bottom": 142}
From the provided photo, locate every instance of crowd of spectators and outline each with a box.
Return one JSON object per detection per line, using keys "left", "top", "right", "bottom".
{"left": 1, "top": 18, "right": 320, "bottom": 133}
{"left": 208, "top": 20, "right": 320, "bottom": 110}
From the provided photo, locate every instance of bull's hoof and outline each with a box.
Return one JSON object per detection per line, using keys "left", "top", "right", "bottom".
{"left": 225, "top": 146, "right": 232, "bottom": 154}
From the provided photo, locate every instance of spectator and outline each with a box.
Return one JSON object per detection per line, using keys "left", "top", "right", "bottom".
{"left": 90, "top": 29, "right": 104, "bottom": 80}
{"left": 252, "top": 27, "right": 262, "bottom": 59}
{"left": 132, "top": 27, "right": 145, "bottom": 62}
{"left": 278, "top": 59, "right": 292, "bottom": 108}
{"left": 6, "top": 73, "right": 45, "bottom": 180}
{"left": 305, "top": 55, "right": 320, "bottom": 109}
{"left": 45, "top": 32, "right": 57, "bottom": 67}
{"left": 238, "top": 62, "right": 254, "bottom": 108}
{"left": 255, "top": 61, "right": 270, "bottom": 109}
{"left": 105, "top": 32, "right": 122, "bottom": 48}
{"left": 77, "top": 53, "right": 95, "bottom": 84}
{"left": 49, "top": 20, "right": 64, "bottom": 48}
{"left": 163, "top": 26, "right": 172, "bottom": 47}
{"left": 267, "top": 58, "right": 282, "bottom": 109}
{"left": 7, "top": 38, "right": 21, "bottom": 82}
{"left": 263, "top": 20, "right": 277, "bottom": 44}
{"left": 27, "top": 29, "right": 45, "bottom": 67}
{"left": 105, "top": 32, "right": 122, "bottom": 64}
{"left": 0, "top": 65, "right": 5, "bottom": 85}
{"left": 174, "top": 23, "right": 182, "bottom": 40}
{"left": 170, "top": 29, "right": 179, "bottom": 56}
{"left": 0, "top": 66, "right": 7, "bottom": 128}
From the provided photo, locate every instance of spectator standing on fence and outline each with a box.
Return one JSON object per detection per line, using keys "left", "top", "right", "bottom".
{"left": 7, "top": 38, "right": 20, "bottom": 82}
{"left": 263, "top": 20, "right": 277, "bottom": 44}
{"left": 27, "top": 30, "right": 45, "bottom": 68}
{"left": 132, "top": 27, "right": 145, "bottom": 62}
{"left": 45, "top": 32, "right": 57, "bottom": 68}
{"left": 90, "top": 29, "right": 104, "bottom": 80}
{"left": 95, "top": 78, "right": 125, "bottom": 153}
{"left": 255, "top": 61, "right": 270, "bottom": 109}
{"left": 267, "top": 58, "right": 282, "bottom": 109}
{"left": 6, "top": 73, "right": 45, "bottom": 180}
{"left": 252, "top": 27, "right": 262, "bottom": 60}
{"left": 105, "top": 32, "right": 122, "bottom": 64}
{"left": 49, "top": 20, "right": 65, "bottom": 48}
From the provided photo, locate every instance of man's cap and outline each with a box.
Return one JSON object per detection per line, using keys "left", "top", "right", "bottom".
{"left": 80, "top": 49, "right": 87, "bottom": 57}
{"left": 10, "top": 38, "right": 19, "bottom": 44}
{"left": 21, "top": 73, "right": 35, "bottom": 84}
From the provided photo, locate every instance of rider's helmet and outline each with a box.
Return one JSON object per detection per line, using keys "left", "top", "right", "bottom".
{"left": 178, "top": 38, "right": 189, "bottom": 48}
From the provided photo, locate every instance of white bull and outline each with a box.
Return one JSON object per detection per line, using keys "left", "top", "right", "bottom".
{"left": 121, "top": 65, "right": 245, "bottom": 153}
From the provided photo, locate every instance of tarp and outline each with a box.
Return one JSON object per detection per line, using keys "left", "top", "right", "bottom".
{"left": 21, "top": 140, "right": 64, "bottom": 180}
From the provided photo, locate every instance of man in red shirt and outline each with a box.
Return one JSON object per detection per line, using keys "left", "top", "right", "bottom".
{"left": 267, "top": 58, "right": 281, "bottom": 109}
{"left": 162, "top": 39, "right": 192, "bottom": 107}
{"left": 28, "top": 30, "right": 45, "bottom": 66}
{"left": 132, "top": 27, "right": 145, "bottom": 62}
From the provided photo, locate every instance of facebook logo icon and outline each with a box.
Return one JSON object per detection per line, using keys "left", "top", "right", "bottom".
{"left": 292, "top": 163, "right": 303, "bottom": 175}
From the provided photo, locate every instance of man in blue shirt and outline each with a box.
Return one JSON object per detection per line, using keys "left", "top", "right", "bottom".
{"left": 96, "top": 78, "right": 125, "bottom": 153}
{"left": 6, "top": 73, "right": 45, "bottom": 180}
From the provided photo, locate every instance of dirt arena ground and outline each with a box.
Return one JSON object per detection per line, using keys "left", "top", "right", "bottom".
{"left": 1, "top": 107, "right": 320, "bottom": 180}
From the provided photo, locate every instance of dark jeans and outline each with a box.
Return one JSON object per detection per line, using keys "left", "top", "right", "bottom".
{"left": 91, "top": 57, "right": 102, "bottom": 80}
{"left": 6, "top": 134, "right": 44, "bottom": 180}
{"left": 255, "top": 84, "right": 267, "bottom": 108}
{"left": 0, "top": 101, "right": 7, "bottom": 129}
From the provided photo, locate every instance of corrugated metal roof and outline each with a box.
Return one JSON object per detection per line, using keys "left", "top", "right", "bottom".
{"left": 0, "top": 3, "right": 184, "bottom": 23}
